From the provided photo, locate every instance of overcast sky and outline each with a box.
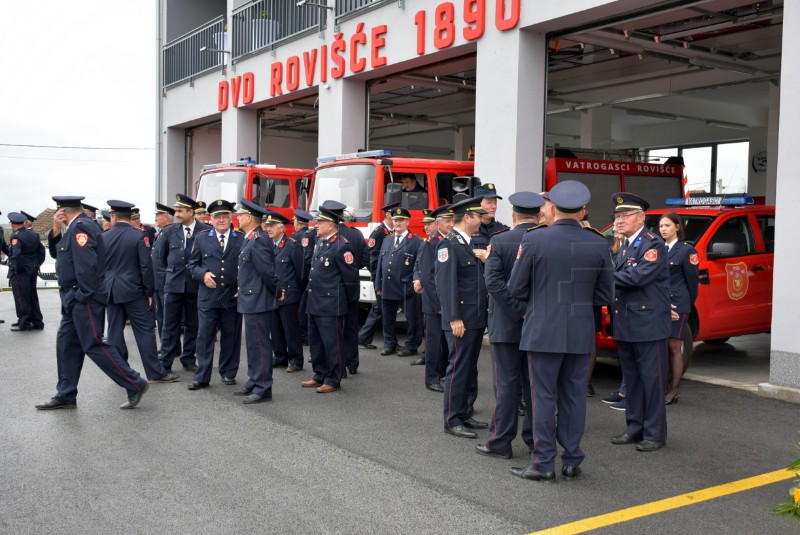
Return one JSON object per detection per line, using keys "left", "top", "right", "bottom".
{"left": 0, "top": 1, "right": 156, "bottom": 224}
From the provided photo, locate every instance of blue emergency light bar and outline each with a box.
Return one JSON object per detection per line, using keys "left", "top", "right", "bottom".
{"left": 317, "top": 149, "right": 392, "bottom": 164}
{"left": 202, "top": 158, "right": 257, "bottom": 170}
{"left": 665, "top": 196, "right": 755, "bottom": 207}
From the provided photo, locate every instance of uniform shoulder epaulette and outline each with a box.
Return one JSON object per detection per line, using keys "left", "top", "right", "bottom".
{"left": 253, "top": 232, "right": 260, "bottom": 239}
{"left": 525, "top": 224, "right": 547, "bottom": 233}
{"left": 340, "top": 235, "right": 351, "bottom": 244}
{"left": 644, "top": 231, "right": 658, "bottom": 241}
{"left": 492, "top": 228, "right": 510, "bottom": 236}
{"left": 584, "top": 226, "right": 603, "bottom": 237}
{"left": 286, "top": 236, "right": 297, "bottom": 243}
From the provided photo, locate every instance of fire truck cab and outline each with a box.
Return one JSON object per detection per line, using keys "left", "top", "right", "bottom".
{"left": 196, "top": 158, "right": 313, "bottom": 233}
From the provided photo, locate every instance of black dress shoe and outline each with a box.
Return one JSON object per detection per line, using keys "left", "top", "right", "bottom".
{"left": 611, "top": 433, "right": 642, "bottom": 445}
{"left": 347, "top": 366, "right": 358, "bottom": 375}
{"left": 287, "top": 364, "right": 303, "bottom": 373}
{"left": 426, "top": 383, "right": 444, "bottom": 393}
{"left": 462, "top": 417, "right": 488, "bottom": 429}
{"left": 397, "top": 349, "right": 418, "bottom": 357}
{"left": 359, "top": 343, "right": 377, "bottom": 350}
{"left": 561, "top": 465, "right": 582, "bottom": 480}
{"left": 10, "top": 324, "right": 32, "bottom": 332}
{"left": 32, "top": 324, "right": 45, "bottom": 330}
{"left": 150, "top": 372, "right": 180, "bottom": 383}
{"left": 410, "top": 357, "right": 425, "bottom": 366}
{"left": 475, "top": 444, "right": 512, "bottom": 459}
{"left": 272, "top": 360, "right": 288, "bottom": 368}
{"left": 233, "top": 387, "right": 253, "bottom": 396}
{"left": 444, "top": 425, "right": 477, "bottom": 439}
{"left": 380, "top": 348, "right": 397, "bottom": 356}
{"left": 636, "top": 440, "right": 664, "bottom": 452}
{"left": 222, "top": 377, "right": 236, "bottom": 385}
{"left": 120, "top": 383, "right": 149, "bottom": 409}
{"left": 511, "top": 465, "right": 556, "bottom": 481}
{"left": 183, "top": 363, "right": 198, "bottom": 372}
{"left": 35, "top": 398, "right": 77, "bottom": 410}
{"left": 242, "top": 393, "right": 271, "bottom": 404}
{"left": 187, "top": 381, "right": 210, "bottom": 391}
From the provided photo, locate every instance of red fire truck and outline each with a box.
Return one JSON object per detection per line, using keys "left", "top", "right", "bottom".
{"left": 195, "top": 158, "right": 313, "bottom": 232}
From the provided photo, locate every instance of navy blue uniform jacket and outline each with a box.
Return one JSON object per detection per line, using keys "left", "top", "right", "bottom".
{"left": 435, "top": 231, "right": 487, "bottom": 330}
{"left": 413, "top": 235, "right": 443, "bottom": 315}
{"left": 55, "top": 213, "right": 109, "bottom": 309}
{"left": 509, "top": 220, "right": 614, "bottom": 353}
{"left": 484, "top": 223, "right": 535, "bottom": 344}
{"left": 273, "top": 234, "right": 304, "bottom": 305}
{"left": 375, "top": 232, "right": 422, "bottom": 300}
{"left": 306, "top": 233, "right": 359, "bottom": 316}
{"left": 189, "top": 229, "right": 243, "bottom": 309}
{"left": 613, "top": 228, "right": 671, "bottom": 342}
{"left": 667, "top": 241, "right": 699, "bottom": 314}
{"left": 151, "top": 231, "right": 168, "bottom": 292}
{"left": 8, "top": 228, "right": 44, "bottom": 277}
{"left": 155, "top": 221, "right": 211, "bottom": 294}
{"left": 237, "top": 229, "right": 279, "bottom": 314}
{"left": 367, "top": 223, "right": 392, "bottom": 277}
{"left": 102, "top": 222, "right": 155, "bottom": 304}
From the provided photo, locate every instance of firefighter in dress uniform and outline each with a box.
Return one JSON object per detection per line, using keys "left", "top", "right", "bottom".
{"left": 609, "top": 192, "right": 671, "bottom": 452}
{"left": 436, "top": 196, "right": 490, "bottom": 439}
{"left": 151, "top": 202, "right": 175, "bottom": 338}
{"left": 358, "top": 201, "right": 399, "bottom": 350}
{"left": 375, "top": 207, "right": 423, "bottom": 357}
{"left": 471, "top": 183, "right": 509, "bottom": 254}
{"left": 300, "top": 206, "right": 359, "bottom": 393}
{"left": 155, "top": 194, "right": 212, "bottom": 372}
{"left": 263, "top": 211, "right": 305, "bottom": 373}
{"left": 102, "top": 200, "right": 179, "bottom": 384}
{"left": 187, "top": 200, "right": 244, "bottom": 390}
{"left": 234, "top": 199, "right": 280, "bottom": 404}
{"left": 475, "top": 192, "right": 545, "bottom": 460}
{"left": 412, "top": 205, "right": 454, "bottom": 390}
{"left": 35, "top": 196, "right": 149, "bottom": 411}
{"left": 290, "top": 209, "right": 313, "bottom": 346}
{"left": 7, "top": 212, "right": 45, "bottom": 331}
{"left": 507, "top": 182, "right": 614, "bottom": 481}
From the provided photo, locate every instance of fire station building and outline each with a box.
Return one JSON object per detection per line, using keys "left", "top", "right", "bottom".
{"left": 158, "top": 0, "right": 800, "bottom": 400}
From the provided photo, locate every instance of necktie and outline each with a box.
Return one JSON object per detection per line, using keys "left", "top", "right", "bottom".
{"left": 219, "top": 234, "right": 225, "bottom": 248}
{"left": 394, "top": 236, "right": 400, "bottom": 248}
{"left": 185, "top": 227, "right": 193, "bottom": 251}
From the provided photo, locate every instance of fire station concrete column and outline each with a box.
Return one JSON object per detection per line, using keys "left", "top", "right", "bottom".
{"left": 580, "top": 107, "right": 613, "bottom": 149}
{"left": 474, "top": 29, "right": 546, "bottom": 223}
{"left": 318, "top": 78, "right": 366, "bottom": 157}
{"left": 765, "top": 83, "right": 780, "bottom": 204}
{"left": 221, "top": 107, "right": 258, "bottom": 163}
{"left": 761, "top": 1, "right": 800, "bottom": 403}
{"left": 161, "top": 127, "right": 185, "bottom": 200}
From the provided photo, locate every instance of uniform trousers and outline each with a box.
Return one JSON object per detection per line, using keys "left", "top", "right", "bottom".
{"left": 29, "top": 272, "right": 44, "bottom": 327}
{"left": 484, "top": 343, "right": 533, "bottom": 455}
{"left": 381, "top": 294, "right": 422, "bottom": 351}
{"left": 12, "top": 271, "right": 41, "bottom": 327}
{"left": 528, "top": 352, "right": 589, "bottom": 472}
{"left": 242, "top": 312, "right": 275, "bottom": 397}
{"left": 443, "top": 329, "right": 483, "bottom": 428}
{"left": 153, "top": 289, "right": 165, "bottom": 336}
{"left": 297, "top": 291, "right": 309, "bottom": 343}
{"left": 358, "top": 295, "right": 382, "bottom": 345}
{"left": 344, "top": 301, "right": 360, "bottom": 371}
{"left": 308, "top": 314, "right": 345, "bottom": 387}
{"left": 107, "top": 297, "right": 167, "bottom": 381}
{"left": 160, "top": 292, "right": 198, "bottom": 368}
{"left": 54, "top": 296, "right": 148, "bottom": 402}
{"left": 616, "top": 340, "right": 668, "bottom": 443}
{"left": 424, "top": 312, "right": 448, "bottom": 385}
{"left": 194, "top": 306, "right": 242, "bottom": 383}
{"left": 271, "top": 303, "right": 304, "bottom": 367}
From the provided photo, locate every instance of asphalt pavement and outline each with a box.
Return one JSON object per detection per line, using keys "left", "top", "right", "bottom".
{"left": 1, "top": 290, "right": 798, "bottom": 534}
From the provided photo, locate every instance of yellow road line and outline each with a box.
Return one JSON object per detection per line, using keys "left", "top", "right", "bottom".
{"left": 529, "top": 468, "right": 796, "bottom": 535}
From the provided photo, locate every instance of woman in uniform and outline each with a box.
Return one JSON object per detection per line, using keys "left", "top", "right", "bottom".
{"left": 659, "top": 212, "right": 699, "bottom": 405}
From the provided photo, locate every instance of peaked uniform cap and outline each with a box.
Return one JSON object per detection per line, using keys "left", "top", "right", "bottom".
{"left": 53, "top": 196, "right": 86, "bottom": 209}
{"left": 208, "top": 199, "right": 235, "bottom": 215}
{"left": 612, "top": 192, "right": 650, "bottom": 212}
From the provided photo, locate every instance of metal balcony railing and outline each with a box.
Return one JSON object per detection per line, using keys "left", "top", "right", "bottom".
{"left": 232, "top": 0, "right": 320, "bottom": 59}
{"left": 163, "top": 16, "right": 226, "bottom": 88}
{"left": 336, "top": 0, "right": 395, "bottom": 19}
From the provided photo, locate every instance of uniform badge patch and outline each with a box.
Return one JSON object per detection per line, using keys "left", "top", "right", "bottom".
{"left": 75, "top": 233, "right": 89, "bottom": 247}
{"left": 143, "top": 237, "right": 150, "bottom": 248}
{"left": 438, "top": 248, "right": 449, "bottom": 262}
{"left": 517, "top": 244, "right": 522, "bottom": 259}
{"left": 368, "top": 238, "right": 375, "bottom": 248}
{"left": 344, "top": 251, "right": 354, "bottom": 264}
{"left": 486, "top": 244, "right": 492, "bottom": 255}
{"left": 689, "top": 253, "right": 699, "bottom": 265}
{"left": 643, "top": 249, "right": 658, "bottom": 262}
{"left": 302, "top": 237, "right": 309, "bottom": 247}
{"left": 11, "top": 239, "right": 18, "bottom": 246}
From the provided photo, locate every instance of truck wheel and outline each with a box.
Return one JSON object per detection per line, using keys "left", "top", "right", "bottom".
{"left": 682, "top": 325, "right": 694, "bottom": 372}
{"left": 705, "top": 337, "right": 730, "bottom": 345}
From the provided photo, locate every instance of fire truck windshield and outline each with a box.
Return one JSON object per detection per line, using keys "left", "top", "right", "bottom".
{"left": 197, "top": 170, "right": 246, "bottom": 207}
{"left": 309, "top": 163, "right": 375, "bottom": 222}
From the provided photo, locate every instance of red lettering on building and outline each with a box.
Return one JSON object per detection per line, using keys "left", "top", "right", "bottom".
{"left": 303, "top": 49, "right": 318, "bottom": 86}
{"left": 242, "top": 72, "right": 255, "bottom": 104}
{"left": 270, "top": 62, "right": 283, "bottom": 97}
{"left": 331, "top": 33, "right": 347, "bottom": 79}
{"left": 463, "top": 0, "right": 485, "bottom": 40}
{"left": 286, "top": 56, "right": 301, "bottom": 91}
{"left": 231, "top": 76, "right": 242, "bottom": 107}
{"left": 495, "top": 0, "right": 520, "bottom": 31}
{"left": 371, "top": 25, "right": 388, "bottom": 67}
{"left": 218, "top": 81, "right": 229, "bottom": 111}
